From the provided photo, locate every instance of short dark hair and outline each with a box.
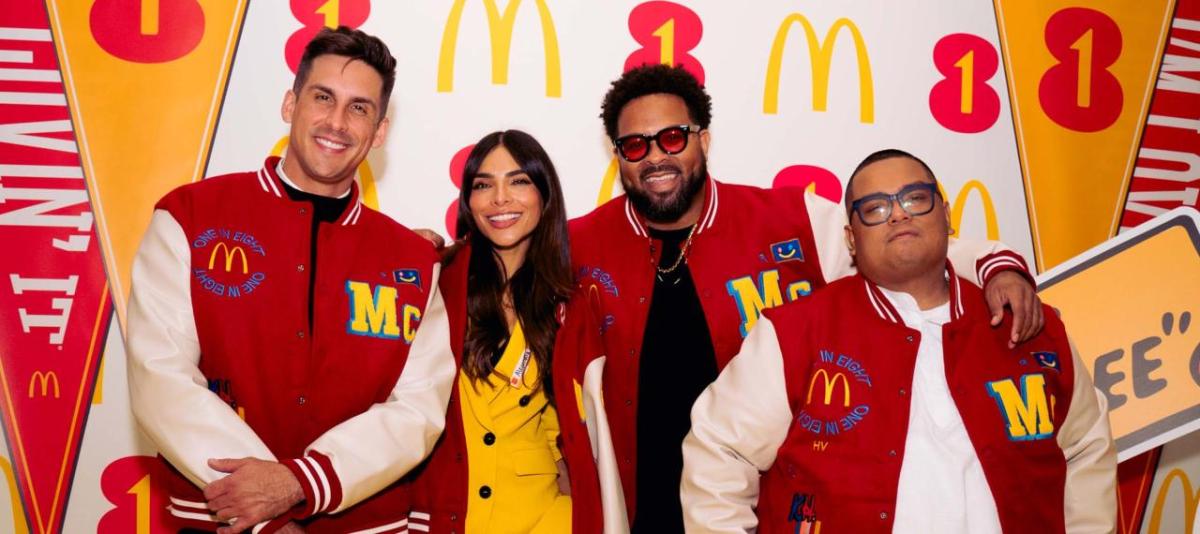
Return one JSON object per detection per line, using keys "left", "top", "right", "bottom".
{"left": 600, "top": 64, "right": 712, "bottom": 140}
{"left": 293, "top": 26, "right": 397, "bottom": 119}
{"left": 845, "top": 149, "right": 937, "bottom": 215}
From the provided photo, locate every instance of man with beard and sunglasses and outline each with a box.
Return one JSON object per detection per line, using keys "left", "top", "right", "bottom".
{"left": 566, "top": 64, "right": 1045, "bottom": 532}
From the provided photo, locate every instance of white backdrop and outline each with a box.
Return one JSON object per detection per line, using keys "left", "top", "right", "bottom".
{"left": 20, "top": 1, "right": 1177, "bottom": 532}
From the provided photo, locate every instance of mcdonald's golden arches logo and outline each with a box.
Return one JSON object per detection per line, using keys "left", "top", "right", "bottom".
{"left": 209, "top": 242, "right": 249, "bottom": 274}
{"left": 28, "top": 371, "right": 60, "bottom": 399}
{"left": 438, "top": 0, "right": 562, "bottom": 97}
{"left": 807, "top": 368, "right": 851, "bottom": 407}
{"left": 190, "top": 228, "right": 267, "bottom": 299}
{"left": 764, "top": 13, "right": 874, "bottom": 123}
{"left": 939, "top": 180, "right": 1002, "bottom": 240}
{"left": 1148, "top": 468, "right": 1199, "bottom": 534}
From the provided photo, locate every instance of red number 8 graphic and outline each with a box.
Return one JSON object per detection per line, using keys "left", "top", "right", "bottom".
{"left": 929, "top": 33, "right": 1001, "bottom": 134}
{"left": 445, "top": 144, "right": 474, "bottom": 238}
{"left": 625, "top": 1, "right": 704, "bottom": 84}
{"left": 90, "top": 0, "right": 204, "bottom": 63}
{"left": 1038, "top": 7, "right": 1123, "bottom": 132}
{"left": 284, "top": 0, "right": 371, "bottom": 74}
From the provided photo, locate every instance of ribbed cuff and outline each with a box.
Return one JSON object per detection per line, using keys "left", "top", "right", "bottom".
{"left": 977, "top": 250, "right": 1033, "bottom": 287}
{"left": 281, "top": 451, "right": 342, "bottom": 517}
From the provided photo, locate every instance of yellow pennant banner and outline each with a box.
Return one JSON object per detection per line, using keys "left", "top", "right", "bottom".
{"left": 46, "top": 0, "right": 248, "bottom": 329}
{"left": 995, "top": 0, "right": 1176, "bottom": 271}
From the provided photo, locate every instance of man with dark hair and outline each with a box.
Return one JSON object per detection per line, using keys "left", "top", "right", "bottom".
{"left": 127, "top": 27, "right": 455, "bottom": 533}
{"left": 569, "top": 64, "right": 1045, "bottom": 532}
{"left": 681, "top": 150, "right": 1115, "bottom": 533}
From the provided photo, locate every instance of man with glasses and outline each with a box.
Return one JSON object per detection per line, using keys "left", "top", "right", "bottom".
{"left": 567, "top": 65, "right": 1046, "bottom": 532}
{"left": 679, "top": 149, "right": 1115, "bottom": 533}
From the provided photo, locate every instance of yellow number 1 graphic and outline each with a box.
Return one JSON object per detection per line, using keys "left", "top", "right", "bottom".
{"left": 140, "top": 0, "right": 160, "bottom": 35}
{"left": 955, "top": 50, "right": 974, "bottom": 114}
{"left": 316, "top": 0, "right": 340, "bottom": 29}
{"left": 653, "top": 18, "right": 676, "bottom": 67}
{"left": 1070, "top": 29, "right": 1094, "bottom": 108}
{"left": 126, "top": 474, "right": 151, "bottom": 534}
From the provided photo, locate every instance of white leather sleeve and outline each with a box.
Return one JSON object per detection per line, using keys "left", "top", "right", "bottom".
{"left": 681, "top": 318, "right": 793, "bottom": 533}
{"left": 1057, "top": 339, "right": 1118, "bottom": 534}
{"left": 126, "top": 209, "right": 276, "bottom": 488}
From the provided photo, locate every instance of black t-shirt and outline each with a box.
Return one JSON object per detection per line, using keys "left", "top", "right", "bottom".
{"left": 280, "top": 180, "right": 351, "bottom": 328}
{"left": 632, "top": 225, "right": 718, "bottom": 533}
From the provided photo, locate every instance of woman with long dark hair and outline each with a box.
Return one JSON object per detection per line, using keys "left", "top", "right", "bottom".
{"left": 407, "top": 130, "right": 597, "bottom": 533}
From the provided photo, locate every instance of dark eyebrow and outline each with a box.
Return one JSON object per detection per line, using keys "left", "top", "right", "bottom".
{"left": 851, "top": 180, "right": 936, "bottom": 205}
{"left": 349, "top": 96, "right": 377, "bottom": 108}
{"left": 308, "top": 84, "right": 378, "bottom": 109}
{"left": 474, "top": 170, "right": 527, "bottom": 179}
{"left": 863, "top": 180, "right": 934, "bottom": 197}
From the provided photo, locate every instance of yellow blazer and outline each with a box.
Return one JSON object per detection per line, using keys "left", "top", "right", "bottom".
{"left": 460, "top": 322, "right": 571, "bottom": 533}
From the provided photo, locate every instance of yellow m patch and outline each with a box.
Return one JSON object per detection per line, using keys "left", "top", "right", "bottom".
{"left": 725, "top": 269, "right": 812, "bottom": 338}
{"left": 986, "top": 374, "right": 1054, "bottom": 441}
{"left": 346, "top": 281, "right": 402, "bottom": 340}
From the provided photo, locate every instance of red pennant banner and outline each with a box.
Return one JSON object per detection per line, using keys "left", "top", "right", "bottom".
{"left": 1120, "top": 0, "right": 1200, "bottom": 230}
{"left": 0, "top": 2, "right": 113, "bottom": 533}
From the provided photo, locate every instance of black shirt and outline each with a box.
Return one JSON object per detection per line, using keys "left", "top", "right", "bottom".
{"left": 632, "top": 225, "right": 718, "bottom": 533}
{"left": 279, "top": 178, "right": 351, "bottom": 329}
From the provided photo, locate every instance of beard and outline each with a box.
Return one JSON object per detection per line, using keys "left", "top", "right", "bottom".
{"left": 625, "top": 159, "right": 708, "bottom": 225}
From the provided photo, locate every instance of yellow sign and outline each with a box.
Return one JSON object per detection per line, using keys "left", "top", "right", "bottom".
{"left": 994, "top": 0, "right": 1176, "bottom": 270}
{"left": 45, "top": 0, "right": 249, "bottom": 330}
{"left": 438, "top": 0, "right": 562, "bottom": 97}
{"left": 763, "top": 14, "right": 874, "bottom": 123}
{"left": 1037, "top": 207, "right": 1200, "bottom": 460}
{"left": 807, "top": 369, "right": 851, "bottom": 407}
{"left": 208, "top": 243, "right": 248, "bottom": 274}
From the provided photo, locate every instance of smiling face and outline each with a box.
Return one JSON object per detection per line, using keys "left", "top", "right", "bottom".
{"left": 615, "top": 93, "right": 710, "bottom": 229}
{"left": 770, "top": 239, "right": 804, "bottom": 262}
{"left": 844, "top": 156, "right": 951, "bottom": 286}
{"left": 468, "top": 146, "right": 544, "bottom": 268}
{"left": 281, "top": 54, "right": 389, "bottom": 195}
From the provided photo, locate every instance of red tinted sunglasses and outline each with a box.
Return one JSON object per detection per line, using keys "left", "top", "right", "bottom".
{"left": 613, "top": 124, "right": 702, "bottom": 162}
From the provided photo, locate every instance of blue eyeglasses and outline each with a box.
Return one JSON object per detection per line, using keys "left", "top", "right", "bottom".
{"left": 849, "top": 182, "right": 941, "bottom": 226}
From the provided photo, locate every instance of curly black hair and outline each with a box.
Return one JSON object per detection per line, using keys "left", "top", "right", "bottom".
{"left": 600, "top": 64, "right": 713, "bottom": 140}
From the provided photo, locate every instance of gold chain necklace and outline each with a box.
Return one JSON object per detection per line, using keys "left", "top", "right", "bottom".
{"left": 652, "top": 224, "right": 697, "bottom": 275}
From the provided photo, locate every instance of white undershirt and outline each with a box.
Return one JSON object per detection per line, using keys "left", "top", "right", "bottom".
{"left": 881, "top": 286, "right": 1003, "bottom": 534}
